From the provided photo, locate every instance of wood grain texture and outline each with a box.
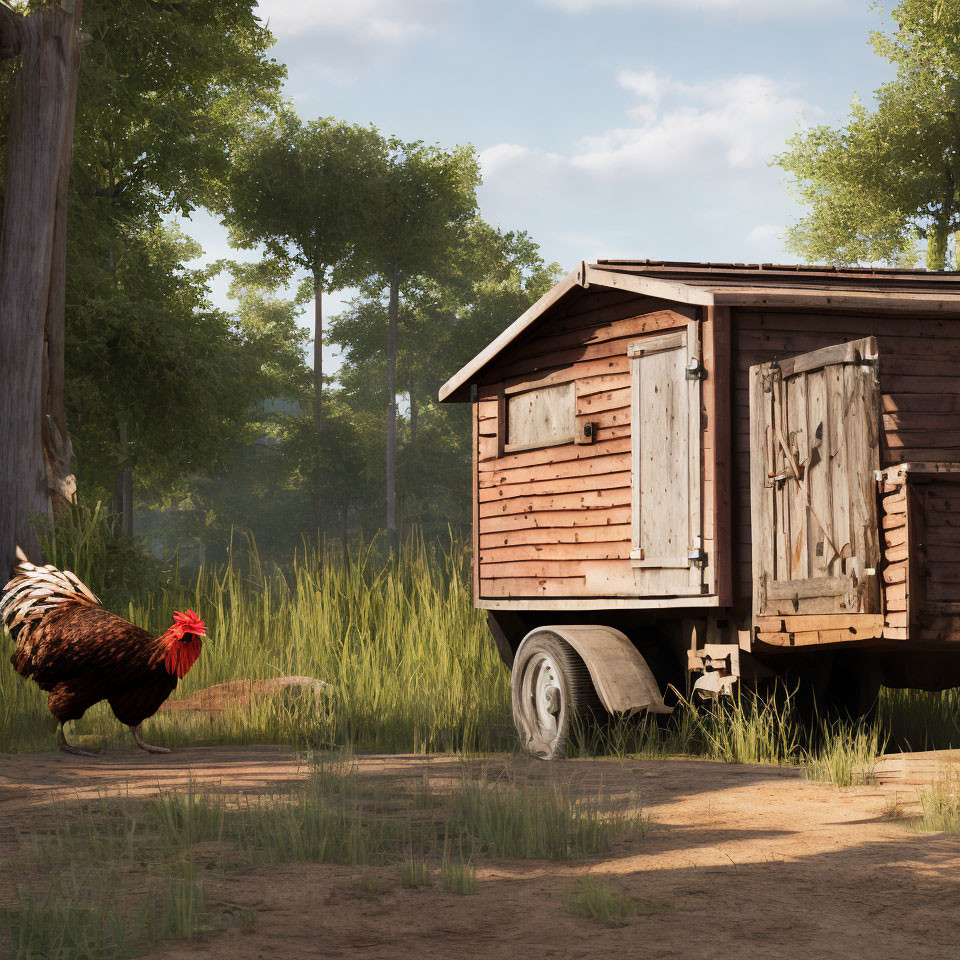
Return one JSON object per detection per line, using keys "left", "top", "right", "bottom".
{"left": 734, "top": 308, "right": 960, "bottom": 611}
{"left": 473, "top": 291, "right": 714, "bottom": 600}
{"left": 0, "top": 3, "right": 82, "bottom": 571}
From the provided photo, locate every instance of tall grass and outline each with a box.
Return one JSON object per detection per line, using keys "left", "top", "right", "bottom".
{"left": 2, "top": 507, "right": 511, "bottom": 755}
{"left": 4, "top": 503, "right": 960, "bottom": 767}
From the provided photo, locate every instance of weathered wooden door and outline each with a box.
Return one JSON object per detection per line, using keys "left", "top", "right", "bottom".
{"left": 629, "top": 326, "right": 703, "bottom": 597}
{"left": 749, "top": 337, "right": 882, "bottom": 618}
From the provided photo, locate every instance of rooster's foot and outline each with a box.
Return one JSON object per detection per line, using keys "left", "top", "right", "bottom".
{"left": 131, "top": 725, "right": 170, "bottom": 754}
{"left": 57, "top": 724, "right": 98, "bottom": 758}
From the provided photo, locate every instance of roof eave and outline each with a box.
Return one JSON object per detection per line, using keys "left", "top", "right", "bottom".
{"left": 438, "top": 265, "right": 713, "bottom": 403}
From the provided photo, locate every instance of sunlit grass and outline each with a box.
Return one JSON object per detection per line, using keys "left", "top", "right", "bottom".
{"left": 1, "top": 510, "right": 512, "bottom": 756}
{"left": 4, "top": 503, "right": 960, "bottom": 775}
{"left": 0, "top": 758, "right": 649, "bottom": 958}
{"left": 564, "top": 877, "right": 665, "bottom": 927}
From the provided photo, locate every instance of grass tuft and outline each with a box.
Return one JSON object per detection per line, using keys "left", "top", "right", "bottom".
{"left": 802, "top": 721, "right": 886, "bottom": 786}
{"left": 564, "top": 877, "right": 663, "bottom": 927}
{"left": 440, "top": 857, "right": 477, "bottom": 895}
{"left": 400, "top": 857, "right": 432, "bottom": 888}
{"left": 447, "top": 773, "right": 645, "bottom": 860}
{"left": 913, "top": 777, "right": 960, "bottom": 833}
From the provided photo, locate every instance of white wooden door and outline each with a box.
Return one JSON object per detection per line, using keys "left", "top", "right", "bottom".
{"left": 749, "top": 337, "right": 882, "bottom": 618}
{"left": 629, "top": 327, "right": 703, "bottom": 597}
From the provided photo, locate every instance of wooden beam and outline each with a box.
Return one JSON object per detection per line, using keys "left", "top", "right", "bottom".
{"left": 776, "top": 336, "right": 877, "bottom": 378}
{"left": 478, "top": 595, "right": 722, "bottom": 612}
{"left": 712, "top": 287, "right": 960, "bottom": 312}
{"left": 584, "top": 267, "right": 715, "bottom": 307}
{"left": 706, "top": 305, "right": 733, "bottom": 605}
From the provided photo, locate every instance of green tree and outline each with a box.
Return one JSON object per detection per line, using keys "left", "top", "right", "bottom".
{"left": 67, "top": 225, "right": 290, "bottom": 534}
{"left": 355, "top": 140, "right": 480, "bottom": 548}
{"left": 2, "top": 0, "right": 286, "bottom": 535}
{"left": 223, "top": 112, "right": 384, "bottom": 526}
{"left": 775, "top": 0, "right": 960, "bottom": 269}
{"left": 330, "top": 223, "right": 559, "bottom": 537}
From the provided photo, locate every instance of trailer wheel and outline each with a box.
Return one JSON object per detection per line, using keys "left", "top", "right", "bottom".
{"left": 511, "top": 631, "right": 600, "bottom": 760}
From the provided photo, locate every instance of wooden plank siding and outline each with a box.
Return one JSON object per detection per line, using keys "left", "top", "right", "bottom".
{"left": 732, "top": 309, "right": 960, "bottom": 606}
{"left": 474, "top": 291, "right": 714, "bottom": 601}
{"left": 878, "top": 465, "right": 960, "bottom": 642}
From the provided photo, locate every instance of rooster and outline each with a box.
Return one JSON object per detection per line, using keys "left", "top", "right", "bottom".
{"left": 1, "top": 547, "right": 205, "bottom": 756}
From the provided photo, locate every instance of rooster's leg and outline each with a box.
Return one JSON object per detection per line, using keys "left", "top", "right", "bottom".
{"left": 130, "top": 725, "right": 170, "bottom": 754}
{"left": 57, "top": 723, "right": 98, "bottom": 757}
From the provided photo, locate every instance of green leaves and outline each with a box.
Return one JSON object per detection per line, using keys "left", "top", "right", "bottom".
{"left": 774, "top": 0, "right": 960, "bottom": 269}
{"left": 224, "top": 111, "right": 385, "bottom": 287}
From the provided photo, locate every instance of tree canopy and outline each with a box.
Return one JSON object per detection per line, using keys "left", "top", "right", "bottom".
{"left": 774, "top": 0, "right": 960, "bottom": 269}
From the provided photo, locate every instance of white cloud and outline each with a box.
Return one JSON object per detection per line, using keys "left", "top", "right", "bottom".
{"left": 478, "top": 67, "right": 810, "bottom": 265}
{"left": 747, "top": 224, "right": 783, "bottom": 246}
{"left": 482, "top": 69, "right": 805, "bottom": 183}
{"left": 255, "top": 0, "right": 453, "bottom": 43}
{"left": 538, "top": 0, "right": 860, "bottom": 16}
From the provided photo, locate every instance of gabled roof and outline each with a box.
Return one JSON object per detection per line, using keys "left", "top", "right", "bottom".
{"left": 438, "top": 259, "right": 960, "bottom": 402}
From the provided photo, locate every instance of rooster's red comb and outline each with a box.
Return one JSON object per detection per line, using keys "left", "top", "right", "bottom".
{"left": 172, "top": 609, "right": 206, "bottom": 636}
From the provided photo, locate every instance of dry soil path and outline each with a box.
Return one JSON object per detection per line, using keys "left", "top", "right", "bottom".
{"left": 0, "top": 747, "right": 957, "bottom": 959}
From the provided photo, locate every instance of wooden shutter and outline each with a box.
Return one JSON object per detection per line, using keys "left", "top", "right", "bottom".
{"left": 629, "top": 326, "right": 703, "bottom": 597}
{"left": 749, "top": 337, "right": 882, "bottom": 618}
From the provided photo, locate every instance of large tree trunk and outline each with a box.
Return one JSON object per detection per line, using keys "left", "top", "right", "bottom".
{"left": 385, "top": 273, "right": 399, "bottom": 552}
{"left": 41, "top": 13, "right": 81, "bottom": 519}
{"left": 0, "top": 2, "right": 83, "bottom": 572}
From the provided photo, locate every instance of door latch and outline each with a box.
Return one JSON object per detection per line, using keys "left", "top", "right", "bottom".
{"left": 685, "top": 358, "right": 706, "bottom": 381}
{"left": 688, "top": 536, "right": 707, "bottom": 566}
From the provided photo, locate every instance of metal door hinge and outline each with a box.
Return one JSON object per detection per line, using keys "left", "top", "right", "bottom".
{"left": 685, "top": 359, "right": 706, "bottom": 381}
{"left": 688, "top": 536, "right": 707, "bottom": 566}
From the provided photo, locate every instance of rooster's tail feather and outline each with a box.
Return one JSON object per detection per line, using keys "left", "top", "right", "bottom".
{"left": 1, "top": 548, "right": 100, "bottom": 653}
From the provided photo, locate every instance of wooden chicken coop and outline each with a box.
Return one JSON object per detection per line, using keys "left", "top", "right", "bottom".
{"left": 439, "top": 260, "right": 960, "bottom": 758}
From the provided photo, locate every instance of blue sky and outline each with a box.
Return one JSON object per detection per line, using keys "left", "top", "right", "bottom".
{"left": 184, "top": 0, "right": 897, "bottom": 366}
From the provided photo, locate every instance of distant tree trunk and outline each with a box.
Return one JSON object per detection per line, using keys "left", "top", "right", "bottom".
{"left": 122, "top": 466, "right": 133, "bottom": 537}
{"left": 408, "top": 378, "right": 417, "bottom": 528}
{"left": 111, "top": 468, "right": 124, "bottom": 531}
{"left": 927, "top": 214, "right": 951, "bottom": 270}
{"left": 313, "top": 269, "right": 324, "bottom": 431}
{"left": 409, "top": 379, "right": 417, "bottom": 459}
{"left": 385, "top": 273, "right": 400, "bottom": 552}
{"left": 111, "top": 418, "right": 133, "bottom": 537}
{"left": 0, "top": 2, "right": 83, "bottom": 572}
{"left": 313, "top": 268, "right": 325, "bottom": 559}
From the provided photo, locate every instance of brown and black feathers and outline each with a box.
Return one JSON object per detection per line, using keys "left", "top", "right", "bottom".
{"left": 1, "top": 548, "right": 177, "bottom": 725}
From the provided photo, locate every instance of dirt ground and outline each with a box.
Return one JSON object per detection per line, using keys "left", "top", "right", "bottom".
{"left": 1, "top": 746, "right": 958, "bottom": 960}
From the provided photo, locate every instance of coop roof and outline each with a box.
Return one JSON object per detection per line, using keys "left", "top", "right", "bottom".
{"left": 438, "top": 259, "right": 960, "bottom": 402}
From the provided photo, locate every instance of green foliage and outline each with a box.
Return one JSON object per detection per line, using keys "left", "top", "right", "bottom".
{"left": 440, "top": 856, "right": 477, "bottom": 895}
{"left": 224, "top": 111, "right": 384, "bottom": 285}
{"left": 330, "top": 223, "right": 560, "bottom": 538}
{"left": 0, "top": 0, "right": 288, "bottom": 525}
{"left": 67, "top": 223, "right": 282, "bottom": 499}
{"left": 802, "top": 721, "right": 887, "bottom": 787}
{"left": 774, "top": 0, "right": 960, "bottom": 269}
{"left": 35, "top": 500, "right": 177, "bottom": 612}
{"left": 564, "top": 878, "right": 664, "bottom": 927}
{"left": 914, "top": 776, "right": 960, "bottom": 833}
{"left": 447, "top": 775, "right": 646, "bottom": 860}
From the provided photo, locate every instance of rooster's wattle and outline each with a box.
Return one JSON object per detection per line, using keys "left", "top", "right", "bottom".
{"left": 1, "top": 547, "right": 205, "bottom": 755}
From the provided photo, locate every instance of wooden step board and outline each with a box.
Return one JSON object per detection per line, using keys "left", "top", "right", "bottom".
{"left": 873, "top": 749, "right": 960, "bottom": 786}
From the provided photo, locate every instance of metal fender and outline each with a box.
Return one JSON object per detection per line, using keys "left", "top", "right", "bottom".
{"left": 516, "top": 625, "right": 672, "bottom": 715}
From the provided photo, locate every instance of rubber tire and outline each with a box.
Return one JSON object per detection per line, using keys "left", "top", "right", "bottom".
{"left": 511, "top": 631, "right": 601, "bottom": 760}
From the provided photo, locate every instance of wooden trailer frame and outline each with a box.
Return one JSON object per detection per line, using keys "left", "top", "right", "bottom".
{"left": 441, "top": 260, "right": 960, "bottom": 750}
